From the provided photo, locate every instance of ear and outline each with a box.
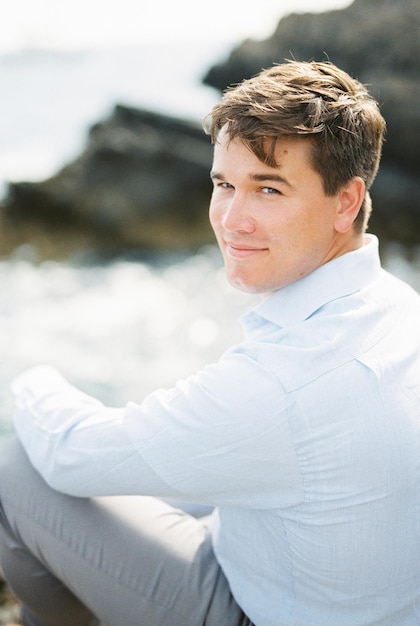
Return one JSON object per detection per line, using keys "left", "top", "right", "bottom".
{"left": 334, "top": 177, "right": 366, "bottom": 233}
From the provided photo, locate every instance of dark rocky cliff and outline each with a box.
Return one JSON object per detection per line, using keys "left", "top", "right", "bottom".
{"left": 2, "top": 106, "right": 214, "bottom": 256}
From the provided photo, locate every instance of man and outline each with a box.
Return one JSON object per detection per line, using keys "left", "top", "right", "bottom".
{"left": 1, "top": 60, "right": 419, "bottom": 626}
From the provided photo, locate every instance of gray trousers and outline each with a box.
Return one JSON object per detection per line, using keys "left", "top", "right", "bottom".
{"left": 0, "top": 438, "right": 252, "bottom": 626}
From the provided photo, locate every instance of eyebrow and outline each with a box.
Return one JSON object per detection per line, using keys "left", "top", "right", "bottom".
{"left": 210, "top": 170, "right": 296, "bottom": 191}
{"left": 251, "top": 173, "right": 295, "bottom": 189}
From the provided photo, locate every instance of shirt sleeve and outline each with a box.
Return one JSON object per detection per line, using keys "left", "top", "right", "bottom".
{"left": 11, "top": 355, "right": 302, "bottom": 507}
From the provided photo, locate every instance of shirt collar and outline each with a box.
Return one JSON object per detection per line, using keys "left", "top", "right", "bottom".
{"left": 241, "top": 234, "right": 382, "bottom": 331}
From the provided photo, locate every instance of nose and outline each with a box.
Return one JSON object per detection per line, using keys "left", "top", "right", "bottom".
{"left": 221, "top": 192, "right": 256, "bottom": 234}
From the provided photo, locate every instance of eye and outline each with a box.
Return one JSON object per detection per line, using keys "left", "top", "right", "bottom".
{"left": 261, "top": 186, "right": 281, "bottom": 195}
{"left": 219, "top": 182, "right": 234, "bottom": 189}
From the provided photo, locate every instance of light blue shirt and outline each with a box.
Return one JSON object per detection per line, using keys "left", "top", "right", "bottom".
{"left": 12, "top": 235, "right": 420, "bottom": 625}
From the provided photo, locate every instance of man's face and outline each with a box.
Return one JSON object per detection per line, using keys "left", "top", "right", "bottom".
{"left": 209, "top": 130, "right": 361, "bottom": 294}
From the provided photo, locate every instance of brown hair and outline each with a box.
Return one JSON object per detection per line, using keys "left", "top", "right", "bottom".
{"left": 204, "top": 61, "right": 386, "bottom": 232}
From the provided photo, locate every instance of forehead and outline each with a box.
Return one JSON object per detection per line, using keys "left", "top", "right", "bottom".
{"left": 213, "top": 130, "right": 314, "bottom": 172}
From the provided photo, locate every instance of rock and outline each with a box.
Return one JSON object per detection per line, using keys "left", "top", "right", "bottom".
{"left": 203, "top": 0, "right": 420, "bottom": 245}
{"left": 0, "top": 571, "right": 20, "bottom": 626}
{"left": 1, "top": 106, "right": 214, "bottom": 255}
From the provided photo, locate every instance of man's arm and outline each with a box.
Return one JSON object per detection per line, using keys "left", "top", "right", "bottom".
{"left": 12, "top": 365, "right": 176, "bottom": 498}
{"left": 12, "top": 356, "right": 301, "bottom": 507}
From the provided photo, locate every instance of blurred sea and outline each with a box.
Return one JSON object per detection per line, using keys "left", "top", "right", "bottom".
{"left": 0, "top": 43, "right": 419, "bottom": 440}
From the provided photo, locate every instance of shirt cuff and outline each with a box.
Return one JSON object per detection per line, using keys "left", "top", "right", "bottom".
{"left": 11, "top": 365, "right": 69, "bottom": 398}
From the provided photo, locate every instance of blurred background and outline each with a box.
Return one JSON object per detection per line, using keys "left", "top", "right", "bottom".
{"left": 0, "top": 0, "right": 419, "bottom": 442}
{"left": 0, "top": 0, "right": 353, "bottom": 195}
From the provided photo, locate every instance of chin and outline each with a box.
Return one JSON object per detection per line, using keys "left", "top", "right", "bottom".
{"left": 227, "top": 275, "right": 268, "bottom": 295}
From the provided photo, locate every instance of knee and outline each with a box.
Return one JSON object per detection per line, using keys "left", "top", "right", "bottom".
{"left": 0, "top": 436, "right": 43, "bottom": 505}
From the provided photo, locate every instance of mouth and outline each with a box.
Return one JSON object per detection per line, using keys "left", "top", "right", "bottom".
{"left": 225, "top": 242, "right": 268, "bottom": 258}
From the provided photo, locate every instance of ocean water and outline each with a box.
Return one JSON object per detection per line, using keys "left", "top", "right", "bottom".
{"left": 0, "top": 246, "right": 258, "bottom": 439}
{"left": 1, "top": 43, "right": 420, "bottom": 441}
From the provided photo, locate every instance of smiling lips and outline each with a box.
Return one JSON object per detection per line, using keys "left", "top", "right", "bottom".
{"left": 225, "top": 242, "right": 269, "bottom": 258}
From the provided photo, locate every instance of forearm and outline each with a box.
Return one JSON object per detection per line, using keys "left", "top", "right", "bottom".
{"left": 11, "top": 365, "right": 175, "bottom": 498}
